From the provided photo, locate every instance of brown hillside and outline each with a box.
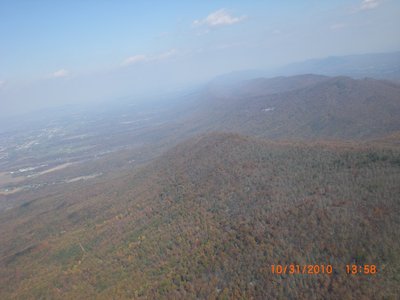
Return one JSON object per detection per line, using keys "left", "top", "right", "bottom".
{"left": 1, "top": 133, "right": 399, "bottom": 299}
{"left": 187, "top": 77, "right": 400, "bottom": 140}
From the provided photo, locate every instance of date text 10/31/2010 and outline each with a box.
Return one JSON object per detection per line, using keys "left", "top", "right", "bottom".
{"left": 271, "top": 264, "right": 378, "bottom": 275}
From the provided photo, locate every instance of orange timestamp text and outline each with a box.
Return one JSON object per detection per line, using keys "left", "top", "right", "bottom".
{"left": 271, "top": 264, "right": 379, "bottom": 275}
{"left": 271, "top": 264, "right": 333, "bottom": 275}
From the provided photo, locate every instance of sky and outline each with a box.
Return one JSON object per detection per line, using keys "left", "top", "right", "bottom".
{"left": 1, "top": 0, "right": 400, "bottom": 116}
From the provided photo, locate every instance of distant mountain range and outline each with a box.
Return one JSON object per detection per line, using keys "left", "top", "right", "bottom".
{"left": 211, "top": 51, "right": 400, "bottom": 85}
{"left": 278, "top": 51, "right": 400, "bottom": 80}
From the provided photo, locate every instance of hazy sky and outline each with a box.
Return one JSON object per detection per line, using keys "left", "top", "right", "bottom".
{"left": 1, "top": 0, "right": 399, "bottom": 116}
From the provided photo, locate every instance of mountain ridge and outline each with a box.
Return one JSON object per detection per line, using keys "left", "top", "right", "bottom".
{"left": 1, "top": 132, "right": 399, "bottom": 298}
{"left": 189, "top": 75, "right": 400, "bottom": 140}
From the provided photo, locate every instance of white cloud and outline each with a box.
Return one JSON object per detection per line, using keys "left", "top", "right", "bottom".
{"left": 215, "top": 42, "right": 244, "bottom": 50}
{"left": 193, "top": 9, "right": 246, "bottom": 27}
{"left": 330, "top": 23, "right": 346, "bottom": 30}
{"left": 122, "top": 49, "right": 176, "bottom": 66}
{"left": 52, "top": 69, "right": 69, "bottom": 78}
{"left": 360, "top": 0, "right": 382, "bottom": 10}
{"left": 153, "top": 49, "right": 177, "bottom": 61}
{"left": 0, "top": 80, "right": 4, "bottom": 88}
{"left": 122, "top": 55, "right": 147, "bottom": 66}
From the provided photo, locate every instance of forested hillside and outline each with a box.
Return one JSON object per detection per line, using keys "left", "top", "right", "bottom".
{"left": 1, "top": 133, "right": 399, "bottom": 299}
{"left": 187, "top": 77, "right": 400, "bottom": 140}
